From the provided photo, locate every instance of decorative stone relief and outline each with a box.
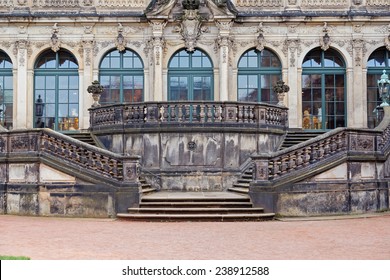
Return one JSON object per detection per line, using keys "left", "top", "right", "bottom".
{"left": 352, "top": 38, "right": 365, "bottom": 67}
{"left": 115, "top": 23, "right": 127, "bottom": 52}
{"left": 283, "top": 39, "right": 301, "bottom": 67}
{"left": 14, "top": 40, "right": 30, "bottom": 67}
{"left": 255, "top": 161, "right": 268, "bottom": 181}
{"left": 350, "top": 135, "right": 374, "bottom": 151}
{"left": 256, "top": 22, "right": 266, "bottom": 52}
{"left": 82, "top": 40, "right": 94, "bottom": 66}
{"left": 320, "top": 22, "right": 331, "bottom": 51}
{"left": 50, "top": 23, "right": 61, "bottom": 52}
{"left": 152, "top": 37, "right": 165, "bottom": 65}
{"left": 174, "top": 9, "right": 207, "bottom": 52}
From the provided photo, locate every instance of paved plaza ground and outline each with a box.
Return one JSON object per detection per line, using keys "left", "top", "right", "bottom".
{"left": 1, "top": 214, "right": 390, "bottom": 260}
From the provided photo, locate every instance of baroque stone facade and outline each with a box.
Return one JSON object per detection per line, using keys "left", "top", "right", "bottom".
{"left": 0, "top": 1, "right": 389, "bottom": 131}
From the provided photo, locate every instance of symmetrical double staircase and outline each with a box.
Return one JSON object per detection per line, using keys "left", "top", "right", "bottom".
{"left": 67, "top": 130, "right": 324, "bottom": 221}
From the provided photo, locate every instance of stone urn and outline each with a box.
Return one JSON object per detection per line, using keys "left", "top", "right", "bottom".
{"left": 273, "top": 80, "right": 290, "bottom": 106}
{"left": 87, "top": 80, "right": 104, "bottom": 107}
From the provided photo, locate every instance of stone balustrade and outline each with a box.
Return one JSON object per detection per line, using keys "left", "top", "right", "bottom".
{"left": 89, "top": 101, "right": 288, "bottom": 130}
{"left": 0, "top": 128, "right": 140, "bottom": 184}
{"left": 252, "top": 120, "right": 390, "bottom": 185}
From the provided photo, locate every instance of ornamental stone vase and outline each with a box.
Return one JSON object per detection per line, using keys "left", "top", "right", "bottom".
{"left": 273, "top": 80, "right": 290, "bottom": 107}
{"left": 87, "top": 80, "right": 104, "bottom": 107}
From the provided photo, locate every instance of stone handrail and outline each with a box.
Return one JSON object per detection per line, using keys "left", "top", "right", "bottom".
{"left": 0, "top": 128, "right": 140, "bottom": 185}
{"left": 89, "top": 101, "right": 288, "bottom": 130}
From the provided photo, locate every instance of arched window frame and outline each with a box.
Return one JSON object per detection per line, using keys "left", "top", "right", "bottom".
{"left": 34, "top": 50, "right": 79, "bottom": 131}
{"left": 99, "top": 49, "right": 144, "bottom": 105}
{"left": 237, "top": 48, "right": 282, "bottom": 104}
{"left": 302, "top": 48, "right": 347, "bottom": 130}
{"left": 168, "top": 49, "right": 214, "bottom": 101}
{"left": 366, "top": 47, "right": 390, "bottom": 128}
{"left": 0, "top": 51, "right": 13, "bottom": 129}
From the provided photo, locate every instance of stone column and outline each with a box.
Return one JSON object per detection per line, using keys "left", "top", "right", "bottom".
{"left": 149, "top": 21, "right": 167, "bottom": 101}
{"left": 14, "top": 39, "right": 29, "bottom": 129}
{"left": 81, "top": 38, "right": 94, "bottom": 129}
{"left": 283, "top": 38, "right": 301, "bottom": 129}
{"left": 216, "top": 20, "right": 233, "bottom": 102}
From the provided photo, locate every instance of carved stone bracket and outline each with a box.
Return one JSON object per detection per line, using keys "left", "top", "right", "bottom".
{"left": 320, "top": 22, "right": 331, "bottom": 51}
{"left": 115, "top": 23, "right": 127, "bottom": 52}
{"left": 50, "top": 23, "right": 61, "bottom": 53}
{"left": 256, "top": 22, "right": 266, "bottom": 52}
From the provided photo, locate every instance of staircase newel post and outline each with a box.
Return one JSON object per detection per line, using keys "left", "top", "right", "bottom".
{"left": 116, "top": 155, "right": 142, "bottom": 213}
{"left": 251, "top": 154, "right": 270, "bottom": 183}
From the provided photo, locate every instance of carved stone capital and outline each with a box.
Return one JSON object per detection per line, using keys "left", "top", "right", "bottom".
{"left": 149, "top": 20, "right": 168, "bottom": 36}
{"left": 215, "top": 19, "right": 233, "bottom": 35}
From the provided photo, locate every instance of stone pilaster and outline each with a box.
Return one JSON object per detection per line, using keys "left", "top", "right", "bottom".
{"left": 149, "top": 20, "right": 167, "bottom": 101}
{"left": 14, "top": 39, "right": 29, "bottom": 129}
{"left": 216, "top": 20, "right": 233, "bottom": 101}
{"left": 283, "top": 38, "right": 301, "bottom": 129}
{"left": 350, "top": 37, "right": 365, "bottom": 128}
{"left": 81, "top": 38, "right": 94, "bottom": 129}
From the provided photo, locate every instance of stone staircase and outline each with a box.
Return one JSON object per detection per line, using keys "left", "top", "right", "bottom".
{"left": 66, "top": 131, "right": 97, "bottom": 146}
{"left": 228, "top": 166, "right": 253, "bottom": 194}
{"left": 280, "top": 130, "right": 325, "bottom": 150}
{"left": 117, "top": 192, "right": 275, "bottom": 221}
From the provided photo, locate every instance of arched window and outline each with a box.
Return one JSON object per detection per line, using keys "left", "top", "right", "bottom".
{"left": 34, "top": 50, "right": 79, "bottom": 131}
{"left": 237, "top": 48, "right": 281, "bottom": 103}
{"left": 302, "top": 48, "right": 346, "bottom": 130}
{"left": 0, "top": 51, "right": 13, "bottom": 129}
{"left": 367, "top": 47, "right": 390, "bottom": 128}
{"left": 168, "top": 49, "right": 213, "bottom": 101}
{"left": 99, "top": 49, "right": 144, "bottom": 105}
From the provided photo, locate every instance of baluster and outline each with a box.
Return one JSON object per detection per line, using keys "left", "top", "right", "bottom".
{"left": 170, "top": 104, "right": 177, "bottom": 121}
{"left": 296, "top": 150, "right": 303, "bottom": 168}
{"left": 199, "top": 104, "right": 205, "bottom": 122}
{"left": 162, "top": 104, "right": 169, "bottom": 122}
{"left": 288, "top": 152, "right": 296, "bottom": 171}
{"left": 238, "top": 105, "right": 244, "bottom": 123}
{"left": 214, "top": 104, "right": 221, "bottom": 122}
{"left": 207, "top": 104, "right": 213, "bottom": 121}
{"left": 203, "top": 105, "right": 209, "bottom": 123}
{"left": 303, "top": 147, "right": 310, "bottom": 166}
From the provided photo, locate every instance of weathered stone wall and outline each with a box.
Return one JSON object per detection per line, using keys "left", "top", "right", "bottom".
{"left": 0, "top": 162, "right": 139, "bottom": 217}
{"left": 97, "top": 129, "right": 284, "bottom": 191}
{"left": 251, "top": 161, "right": 390, "bottom": 216}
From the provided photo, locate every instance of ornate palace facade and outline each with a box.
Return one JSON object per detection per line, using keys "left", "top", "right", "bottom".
{"left": 0, "top": 0, "right": 389, "bottom": 131}
{"left": 1, "top": 1, "right": 390, "bottom": 218}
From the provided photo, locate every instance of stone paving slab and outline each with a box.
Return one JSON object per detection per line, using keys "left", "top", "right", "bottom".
{"left": 1, "top": 214, "right": 390, "bottom": 260}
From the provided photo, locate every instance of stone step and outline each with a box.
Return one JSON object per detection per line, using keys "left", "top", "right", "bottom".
{"left": 141, "top": 196, "right": 250, "bottom": 202}
{"left": 228, "top": 187, "right": 249, "bottom": 194}
{"left": 140, "top": 201, "right": 253, "bottom": 208}
{"left": 127, "top": 207, "right": 265, "bottom": 214}
{"left": 116, "top": 212, "right": 275, "bottom": 222}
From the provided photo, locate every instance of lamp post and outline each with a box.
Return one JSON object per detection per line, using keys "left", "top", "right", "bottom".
{"left": 377, "top": 70, "right": 390, "bottom": 107}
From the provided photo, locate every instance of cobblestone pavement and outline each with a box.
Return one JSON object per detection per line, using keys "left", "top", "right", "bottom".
{"left": 1, "top": 214, "right": 390, "bottom": 260}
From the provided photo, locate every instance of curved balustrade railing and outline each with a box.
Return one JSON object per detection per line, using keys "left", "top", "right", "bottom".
{"left": 0, "top": 128, "right": 140, "bottom": 185}
{"left": 89, "top": 101, "right": 288, "bottom": 130}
